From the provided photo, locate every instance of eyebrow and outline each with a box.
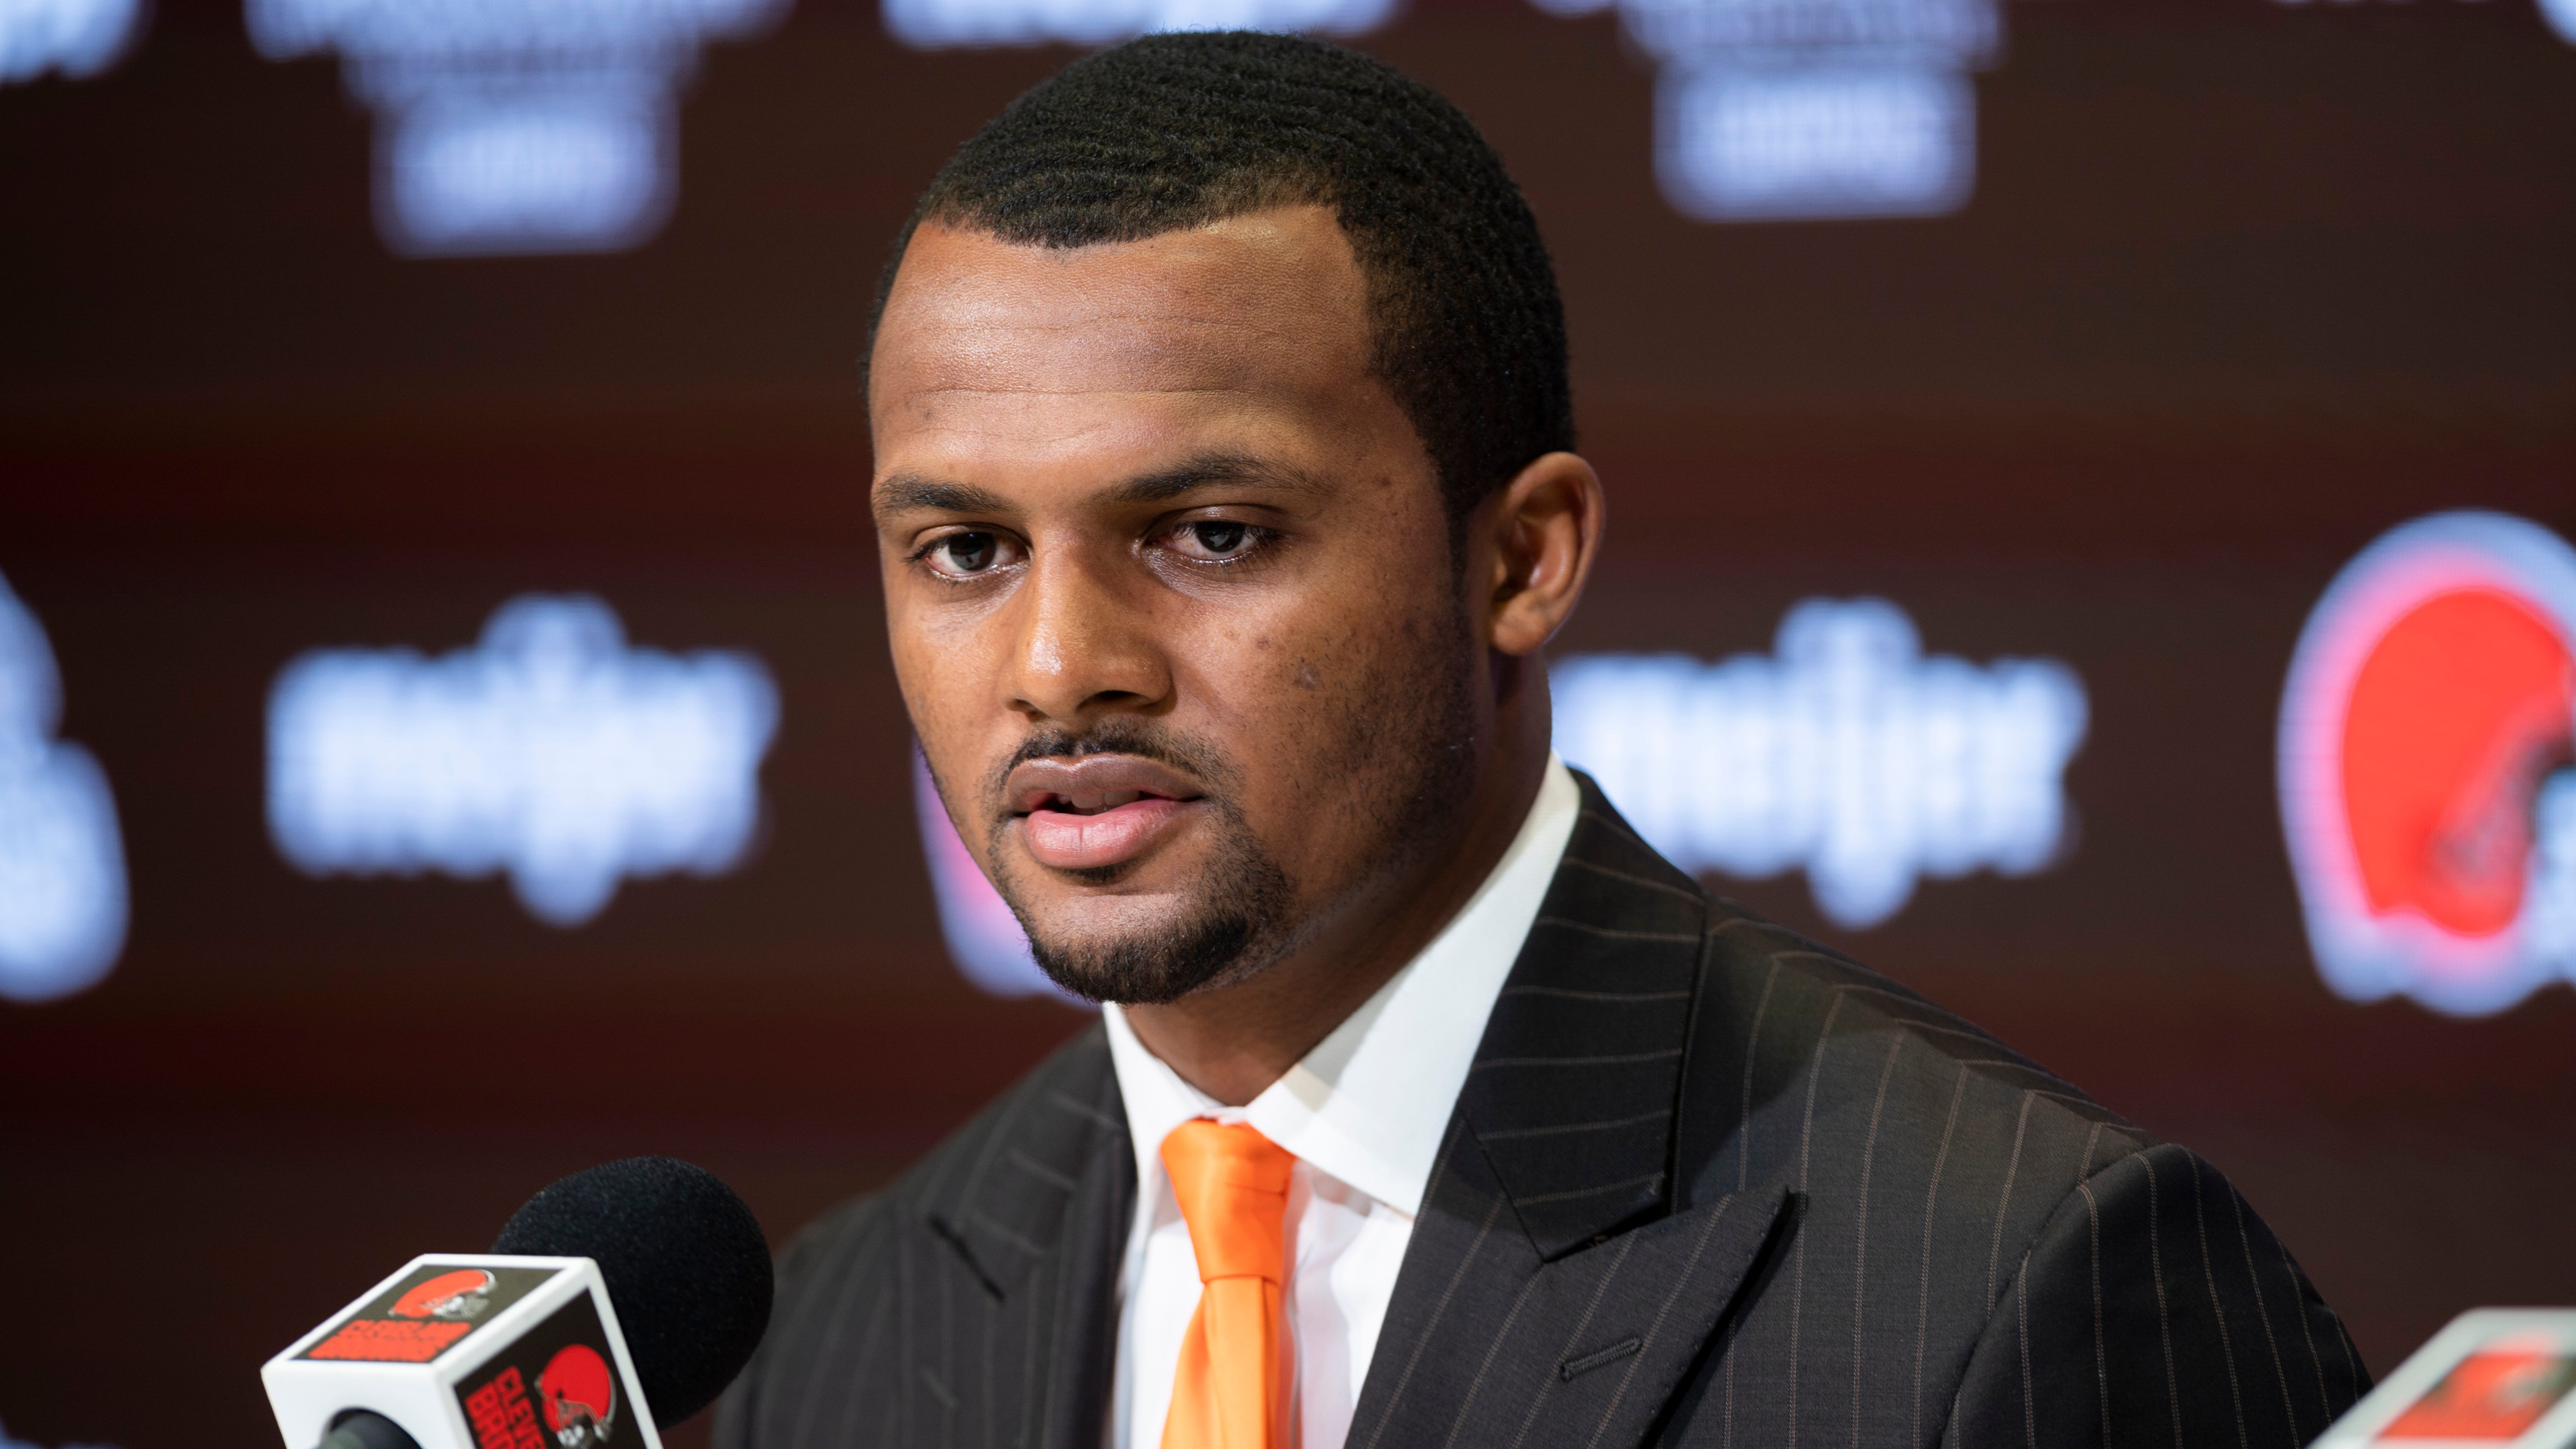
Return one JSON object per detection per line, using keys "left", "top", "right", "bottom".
{"left": 872, "top": 452, "right": 1330, "bottom": 527}
{"left": 873, "top": 476, "right": 1012, "bottom": 524}
{"left": 1102, "top": 452, "right": 1332, "bottom": 506}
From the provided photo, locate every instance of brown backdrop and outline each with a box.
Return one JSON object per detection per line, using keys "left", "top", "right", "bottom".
{"left": 3, "top": 0, "right": 2573, "bottom": 1444}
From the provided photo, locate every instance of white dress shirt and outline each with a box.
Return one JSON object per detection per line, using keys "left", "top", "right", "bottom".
{"left": 1101, "top": 755, "right": 1582, "bottom": 1449}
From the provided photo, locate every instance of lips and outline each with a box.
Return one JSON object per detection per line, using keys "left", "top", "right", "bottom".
{"left": 1005, "top": 753, "right": 1205, "bottom": 872}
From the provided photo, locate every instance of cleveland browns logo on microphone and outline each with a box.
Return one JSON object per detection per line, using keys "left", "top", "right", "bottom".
{"left": 392, "top": 1269, "right": 498, "bottom": 1321}
{"left": 539, "top": 1344, "right": 619, "bottom": 1449}
{"left": 301, "top": 1263, "right": 558, "bottom": 1364}
{"left": 456, "top": 1289, "right": 636, "bottom": 1449}
{"left": 2280, "top": 511, "right": 2576, "bottom": 1015}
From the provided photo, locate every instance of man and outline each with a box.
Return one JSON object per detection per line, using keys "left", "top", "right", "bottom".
{"left": 717, "top": 32, "right": 2369, "bottom": 1449}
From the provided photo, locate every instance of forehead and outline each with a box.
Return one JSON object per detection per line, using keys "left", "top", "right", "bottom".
{"left": 868, "top": 207, "right": 1379, "bottom": 459}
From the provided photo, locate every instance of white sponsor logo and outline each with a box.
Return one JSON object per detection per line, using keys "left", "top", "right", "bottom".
{"left": 1554, "top": 597, "right": 2086, "bottom": 928}
{"left": 267, "top": 594, "right": 778, "bottom": 925}
{"left": 0, "top": 573, "right": 127, "bottom": 1002}
{"left": 1, "top": 0, "right": 142, "bottom": 86}
{"left": 886, "top": 0, "right": 1386, "bottom": 49}
{"left": 1530, "top": 0, "right": 1996, "bottom": 221}
{"left": 247, "top": 0, "right": 786, "bottom": 255}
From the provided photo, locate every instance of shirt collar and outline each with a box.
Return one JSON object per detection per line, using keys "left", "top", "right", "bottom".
{"left": 1103, "top": 754, "right": 1583, "bottom": 1218}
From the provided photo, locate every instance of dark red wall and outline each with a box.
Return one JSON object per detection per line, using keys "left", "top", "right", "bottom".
{"left": 3, "top": 1, "right": 2572, "bottom": 1444}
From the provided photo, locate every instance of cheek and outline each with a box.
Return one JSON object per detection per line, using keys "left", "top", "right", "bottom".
{"left": 886, "top": 598, "right": 1006, "bottom": 770}
{"left": 1183, "top": 593, "right": 1370, "bottom": 709}
{"left": 1204, "top": 498, "right": 1456, "bottom": 724}
{"left": 1185, "top": 578, "right": 1460, "bottom": 797}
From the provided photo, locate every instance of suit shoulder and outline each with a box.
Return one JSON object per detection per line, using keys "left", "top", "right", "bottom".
{"left": 1681, "top": 898, "right": 2151, "bottom": 1208}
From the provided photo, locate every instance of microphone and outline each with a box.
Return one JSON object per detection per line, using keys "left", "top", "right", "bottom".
{"left": 262, "top": 1158, "right": 774, "bottom": 1449}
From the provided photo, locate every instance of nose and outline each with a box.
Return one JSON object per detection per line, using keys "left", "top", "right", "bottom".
{"left": 1004, "top": 543, "right": 1172, "bottom": 726}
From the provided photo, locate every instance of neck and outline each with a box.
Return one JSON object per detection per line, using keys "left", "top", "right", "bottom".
{"left": 1120, "top": 671, "right": 1551, "bottom": 1106}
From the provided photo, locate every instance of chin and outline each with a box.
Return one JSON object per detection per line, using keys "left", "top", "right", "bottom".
{"left": 1022, "top": 885, "right": 1201, "bottom": 940}
{"left": 1013, "top": 863, "right": 1297, "bottom": 1007}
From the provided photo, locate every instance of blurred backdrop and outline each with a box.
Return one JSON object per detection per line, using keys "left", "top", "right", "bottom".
{"left": 3, "top": 0, "right": 2573, "bottom": 1444}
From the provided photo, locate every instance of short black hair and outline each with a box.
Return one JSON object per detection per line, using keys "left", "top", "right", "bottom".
{"left": 872, "top": 31, "right": 1573, "bottom": 523}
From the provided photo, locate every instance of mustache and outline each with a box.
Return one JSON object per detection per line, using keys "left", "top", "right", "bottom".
{"left": 979, "top": 719, "right": 1237, "bottom": 805}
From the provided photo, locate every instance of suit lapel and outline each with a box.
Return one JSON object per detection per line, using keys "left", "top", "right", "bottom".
{"left": 915, "top": 1026, "right": 1136, "bottom": 1449}
{"left": 1352, "top": 1141, "right": 1789, "bottom": 1449}
{"left": 1348, "top": 779, "right": 1789, "bottom": 1449}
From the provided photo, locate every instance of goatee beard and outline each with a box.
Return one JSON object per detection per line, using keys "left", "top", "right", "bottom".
{"left": 975, "top": 602, "right": 1482, "bottom": 1007}
{"left": 1022, "top": 835, "right": 1296, "bottom": 1005}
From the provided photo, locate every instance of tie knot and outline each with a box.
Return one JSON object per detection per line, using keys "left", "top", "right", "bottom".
{"left": 1160, "top": 1120, "right": 1293, "bottom": 1285}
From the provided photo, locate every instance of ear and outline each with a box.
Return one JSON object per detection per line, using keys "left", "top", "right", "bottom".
{"left": 1483, "top": 451, "right": 1606, "bottom": 657}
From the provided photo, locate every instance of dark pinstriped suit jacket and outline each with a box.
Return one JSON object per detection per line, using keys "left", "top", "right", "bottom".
{"left": 716, "top": 779, "right": 2369, "bottom": 1449}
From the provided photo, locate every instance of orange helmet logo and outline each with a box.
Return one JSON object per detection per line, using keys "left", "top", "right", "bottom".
{"left": 538, "top": 1343, "right": 618, "bottom": 1448}
{"left": 2282, "top": 512, "right": 2576, "bottom": 1014}
{"left": 391, "top": 1268, "right": 497, "bottom": 1321}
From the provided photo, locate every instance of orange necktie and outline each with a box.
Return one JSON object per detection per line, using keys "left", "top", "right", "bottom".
{"left": 1159, "top": 1120, "right": 1296, "bottom": 1449}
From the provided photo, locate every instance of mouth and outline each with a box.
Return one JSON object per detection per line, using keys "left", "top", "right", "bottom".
{"left": 1005, "top": 754, "right": 1205, "bottom": 873}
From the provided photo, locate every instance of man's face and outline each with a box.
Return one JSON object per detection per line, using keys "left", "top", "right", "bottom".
{"left": 870, "top": 206, "right": 1486, "bottom": 1004}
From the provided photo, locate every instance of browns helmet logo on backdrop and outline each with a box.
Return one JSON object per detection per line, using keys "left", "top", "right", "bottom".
{"left": 2280, "top": 511, "right": 2576, "bottom": 1015}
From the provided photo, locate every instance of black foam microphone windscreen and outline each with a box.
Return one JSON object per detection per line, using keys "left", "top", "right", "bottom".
{"left": 489, "top": 1157, "right": 774, "bottom": 1429}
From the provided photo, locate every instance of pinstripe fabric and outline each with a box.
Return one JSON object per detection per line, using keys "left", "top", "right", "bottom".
{"left": 715, "top": 777, "right": 2368, "bottom": 1449}
{"left": 716, "top": 1055, "right": 1136, "bottom": 1449}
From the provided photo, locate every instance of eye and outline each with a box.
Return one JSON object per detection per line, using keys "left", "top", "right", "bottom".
{"left": 1166, "top": 519, "right": 1262, "bottom": 563}
{"left": 920, "top": 530, "right": 1022, "bottom": 579}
